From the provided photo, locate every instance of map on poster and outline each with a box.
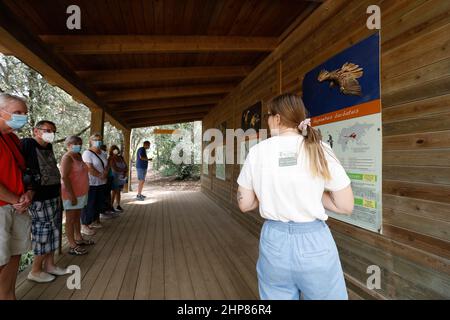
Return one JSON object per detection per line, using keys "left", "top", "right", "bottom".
{"left": 302, "top": 32, "right": 382, "bottom": 233}
{"left": 316, "top": 113, "right": 382, "bottom": 232}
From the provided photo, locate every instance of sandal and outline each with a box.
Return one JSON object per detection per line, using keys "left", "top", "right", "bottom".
{"left": 68, "top": 246, "right": 87, "bottom": 256}
{"left": 75, "top": 239, "right": 95, "bottom": 246}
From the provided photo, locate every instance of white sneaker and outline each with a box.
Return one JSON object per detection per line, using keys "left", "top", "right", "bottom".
{"left": 81, "top": 225, "right": 96, "bottom": 236}
{"left": 46, "top": 266, "right": 68, "bottom": 276}
{"left": 27, "top": 271, "right": 56, "bottom": 283}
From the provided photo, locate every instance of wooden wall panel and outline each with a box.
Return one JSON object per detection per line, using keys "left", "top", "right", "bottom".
{"left": 201, "top": 0, "right": 450, "bottom": 299}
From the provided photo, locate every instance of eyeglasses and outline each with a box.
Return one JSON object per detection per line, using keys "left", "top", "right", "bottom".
{"left": 263, "top": 112, "right": 273, "bottom": 120}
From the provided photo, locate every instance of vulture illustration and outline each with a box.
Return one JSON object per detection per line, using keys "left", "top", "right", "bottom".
{"left": 317, "top": 62, "right": 364, "bottom": 96}
{"left": 243, "top": 110, "right": 251, "bottom": 124}
{"left": 250, "top": 114, "right": 260, "bottom": 128}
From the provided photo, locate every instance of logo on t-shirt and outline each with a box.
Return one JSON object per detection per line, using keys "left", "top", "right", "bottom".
{"left": 278, "top": 151, "right": 298, "bottom": 167}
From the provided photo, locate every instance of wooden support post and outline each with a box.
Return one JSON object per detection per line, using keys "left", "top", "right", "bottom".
{"left": 122, "top": 128, "right": 131, "bottom": 193}
{"left": 90, "top": 108, "right": 105, "bottom": 137}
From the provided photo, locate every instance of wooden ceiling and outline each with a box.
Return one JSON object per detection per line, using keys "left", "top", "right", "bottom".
{"left": 0, "top": 0, "right": 323, "bottom": 129}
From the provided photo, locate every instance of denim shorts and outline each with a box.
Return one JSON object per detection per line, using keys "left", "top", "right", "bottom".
{"left": 136, "top": 167, "right": 147, "bottom": 181}
{"left": 62, "top": 194, "right": 88, "bottom": 210}
{"left": 257, "top": 219, "right": 348, "bottom": 300}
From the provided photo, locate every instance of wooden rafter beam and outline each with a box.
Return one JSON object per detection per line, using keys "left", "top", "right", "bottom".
{"left": 277, "top": 2, "right": 319, "bottom": 44}
{"left": 39, "top": 35, "right": 278, "bottom": 55}
{"left": 98, "top": 84, "right": 235, "bottom": 103}
{"left": 129, "top": 113, "right": 206, "bottom": 128}
{"left": 0, "top": 2, "right": 128, "bottom": 130}
{"left": 77, "top": 66, "right": 252, "bottom": 85}
{"left": 122, "top": 105, "right": 214, "bottom": 120}
{"left": 0, "top": 42, "right": 12, "bottom": 55}
{"left": 133, "top": 118, "right": 203, "bottom": 129}
{"left": 110, "top": 95, "right": 223, "bottom": 113}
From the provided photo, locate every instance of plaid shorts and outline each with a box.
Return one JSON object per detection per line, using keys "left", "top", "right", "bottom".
{"left": 29, "top": 197, "right": 61, "bottom": 256}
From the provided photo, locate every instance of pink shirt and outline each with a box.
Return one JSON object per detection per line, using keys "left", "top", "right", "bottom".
{"left": 61, "top": 154, "right": 89, "bottom": 199}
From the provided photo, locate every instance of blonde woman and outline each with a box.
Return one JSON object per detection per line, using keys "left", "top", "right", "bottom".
{"left": 237, "top": 93, "right": 354, "bottom": 300}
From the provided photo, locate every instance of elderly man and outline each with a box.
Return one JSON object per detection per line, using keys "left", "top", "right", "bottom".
{"left": 21, "top": 120, "right": 67, "bottom": 283}
{"left": 0, "top": 93, "right": 33, "bottom": 300}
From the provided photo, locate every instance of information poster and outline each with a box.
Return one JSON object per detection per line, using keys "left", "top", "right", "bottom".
{"left": 203, "top": 150, "right": 209, "bottom": 175}
{"left": 239, "top": 138, "right": 259, "bottom": 170}
{"left": 302, "top": 32, "right": 382, "bottom": 233}
{"left": 215, "top": 146, "right": 226, "bottom": 181}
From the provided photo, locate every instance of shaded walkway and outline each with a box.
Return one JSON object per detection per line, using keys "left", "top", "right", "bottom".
{"left": 15, "top": 189, "right": 259, "bottom": 300}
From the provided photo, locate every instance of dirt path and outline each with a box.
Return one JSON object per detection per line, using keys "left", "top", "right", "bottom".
{"left": 129, "top": 168, "right": 201, "bottom": 192}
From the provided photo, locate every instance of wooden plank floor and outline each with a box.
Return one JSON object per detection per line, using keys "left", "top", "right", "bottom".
{"left": 15, "top": 190, "right": 260, "bottom": 300}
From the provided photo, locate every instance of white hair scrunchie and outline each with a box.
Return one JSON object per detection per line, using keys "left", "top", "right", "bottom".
{"left": 298, "top": 118, "right": 311, "bottom": 136}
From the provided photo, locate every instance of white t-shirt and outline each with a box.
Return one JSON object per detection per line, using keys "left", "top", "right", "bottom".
{"left": 237, "top": 135, "right": 351, "bottom": 222}
{"left": 82, "top": 150, "right": 108, "bottom": 186}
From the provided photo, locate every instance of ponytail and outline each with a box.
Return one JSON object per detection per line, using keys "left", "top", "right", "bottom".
{"left": 268, "top": 93, "right": 332, "bottom": 181}
{"left": 300, "top": 125, "right": 332, "bottom": 181}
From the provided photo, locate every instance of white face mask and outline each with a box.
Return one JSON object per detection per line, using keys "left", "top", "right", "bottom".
{"left": 42, "top": 132, "right": 55, "bottom": 143}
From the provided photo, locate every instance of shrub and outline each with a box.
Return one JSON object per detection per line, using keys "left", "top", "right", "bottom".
{"left": 18, "top": 251, "right": 34, "bottom": 273}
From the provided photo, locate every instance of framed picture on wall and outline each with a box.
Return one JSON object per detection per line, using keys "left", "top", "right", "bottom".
{"left": 218, "top": 121, "right": 227, "bottom": 140}
{"left": 241, "top": 101, "right": 262, "bottom": 131}
{"left": 302, "top": 32, "right": 382, "bottom": 234}
{"left": 203, "top": 149, "right": 209, "bottom": 175}
{"left": 239, "top": 137, "right": 259, "bottom": 170}
{"left": 215, "top": 146, "right": 226, "bottom": 181}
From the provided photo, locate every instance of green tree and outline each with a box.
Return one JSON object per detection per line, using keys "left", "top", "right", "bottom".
{"left": 0, "top": 54, "right": 124, "bottom": 161}
{"left": 150, "top": 121, "right": 201, "bottom": 180}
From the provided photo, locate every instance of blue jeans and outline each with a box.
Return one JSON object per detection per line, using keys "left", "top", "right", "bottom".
{"left": 81, "top": 185, "right": 106, "bottom": 225}
{"left": 257, "top": 219, "right": 348, "bottom": 300}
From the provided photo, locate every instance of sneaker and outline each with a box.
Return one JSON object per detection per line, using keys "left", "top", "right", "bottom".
{"left": 116, "top": 206, "right": 123, "bottom": 212}
{"left": 81, "top": 225, "right": 96, "bottom": 236}
{"left": 46, "top": 266, "right": 68, "bottom": 276}
{"left": 27, "top": 271, "right": 55, "bottom": 283}
{"left": 136, "top": 194, "right": 145, "bottom": 201}
{"left": 90, "top": 222, "right": 103, "bottom": 229}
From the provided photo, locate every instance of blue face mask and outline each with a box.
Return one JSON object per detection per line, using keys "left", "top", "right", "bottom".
{"left": 3, "top": 111, "right": 28, "bottom": 130}
{"left": 72, "top": 145, "right": 82, "bottom": 153}
{"left": 93, "top": 141, "right": 102, "bottom": 148}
